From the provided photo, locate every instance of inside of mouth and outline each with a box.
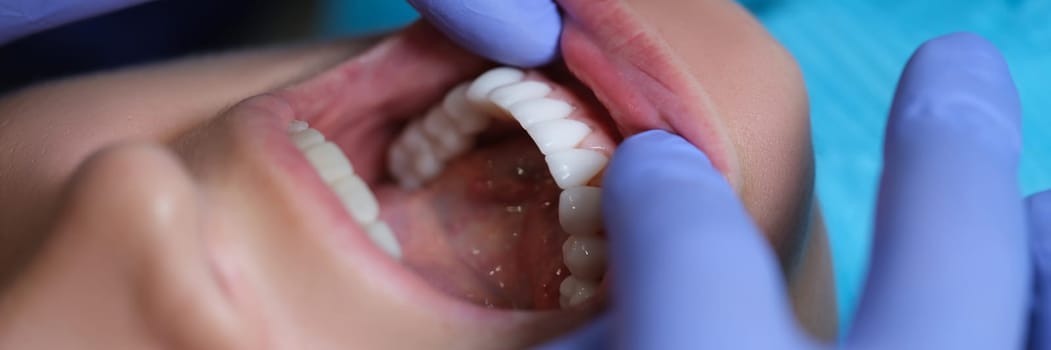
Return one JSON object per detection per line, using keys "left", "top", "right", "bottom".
{"left": 284, "top": 23, "right": 619, "bottom": 311}
{"left": 376, "top": 130, "right": 569, "bottom": 310}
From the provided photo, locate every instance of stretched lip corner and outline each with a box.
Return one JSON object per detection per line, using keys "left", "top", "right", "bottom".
{"left": 555, "top": 0, "right": 741, "bottom": 188}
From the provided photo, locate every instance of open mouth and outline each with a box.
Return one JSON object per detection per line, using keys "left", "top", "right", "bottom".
{"left": 287, "top": 62, "right": 618, "bottom": 310}
{"left": 260, "top": 0, "right": 737, "bottom": 338}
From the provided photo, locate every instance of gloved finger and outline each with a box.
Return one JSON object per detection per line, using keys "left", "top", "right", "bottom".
{"left": 406, "top": 0, "right": 561, "bottom": 67}
{"left": 0, "top": 0, "right": 152, "bottom": 45}
{"left": 849, "top": 33, "right": 1029, "bottom": 349}
{"left": 532, "top": 314, "right": 610, "bottom": 350}
{"left": 1026, "top": 190, "right": 1051, "bottom": 350}
{"left": 602, "top": 130, "right": 809, "bottom": 349}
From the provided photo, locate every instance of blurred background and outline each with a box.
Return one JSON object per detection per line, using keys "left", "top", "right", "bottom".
{"left": 2, "top": 0, "right": 1049, "bottom": 333}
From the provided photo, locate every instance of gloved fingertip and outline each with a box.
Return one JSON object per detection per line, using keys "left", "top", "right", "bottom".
{"left": 1028, "top": 190, "right": 1051, "bottom": 350}
{"left": 889, "top": 32, "right": 1021, "bottom": 157}
{"left": 602, "top": 129, "right": 725, "bottom": 232}
{"left": 408, "top": 0, "right": 562, "bottom": 67}
{"left": 604, "top": 130, "right": 725, "bottom": 217}
{"left": 601, "top": 130, "right": 800, "bottom": 349}
{"left": 609, "top": 130, "right": 718, "bottom": 178}
{"left": 1028, "top": 190, "right": 1051, "bottom": 263}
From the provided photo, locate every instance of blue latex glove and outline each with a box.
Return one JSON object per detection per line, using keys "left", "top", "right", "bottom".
{"left": 540, "top": 32, "right": 1045, "bottom": 349}
{"left": 406, "top": 0, "right": 561, "bottom": 68}
{"left": 0, "top": 0, "right": 151, "bottom": 44}
{"left": 1028, "top": 189, "right": 1051, "bottom": 349}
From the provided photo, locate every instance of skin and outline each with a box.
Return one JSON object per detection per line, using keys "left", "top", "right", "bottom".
{"left": 0, "top": 0, "right": 837, "bottom": 347}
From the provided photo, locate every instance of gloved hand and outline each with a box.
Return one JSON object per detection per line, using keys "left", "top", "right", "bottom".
{"left": 1029, "top": 191, "right": 1051, "bottom": 348}
{"left": 406, "top": 0, "right": 561, "bottom": 68}
{"left": 540, "top": 32, "right": 1048, "bottom": 349}
{"left": 0, "top": 0, "right": 151, "bottom": 45}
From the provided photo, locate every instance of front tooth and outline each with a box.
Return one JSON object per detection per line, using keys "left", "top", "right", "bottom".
{"left": 488, "top": 81, "right": 552, "bottom": 110}
{"left": 507, "top": 98, "right": 574, "bottom": 127}
{"left": 443, "top": 84, "right": 491, "bottom": 134}
{"left": 525, "top": 119, "right": 591, "bottom": 155}
{"left": 421, "top": 108, "right": 471, "bottom": 161}
{"left": 545, "top": 149, "right": 608, "bottom": 189}
{"left": 467, "top": 67, "right": 525, "bottom": 105}
{"left": 562, "top": 236, "right": 607, "bottom": 281}
{"left": 559, "top": 186, "right": 603, "bottom": 236}
{"left": 304, "top": 142, "right": 354, "bottom": 183}
{"left": 559, "top": 276, "right": 598, "bottom": 308}
{"left": 333, "top": 175, "right": 379, "bottom": 224}
{"left": 366, "top": 221, "right": 402, "bottom": 260}
{"left": 292, "top": 128, "right": 325, "bottom": 150}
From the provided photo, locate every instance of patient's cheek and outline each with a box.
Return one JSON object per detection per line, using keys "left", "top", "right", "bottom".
{"left": 0, "top": 144, "right": 205, "bottom": 348}
{"left": 49, "top": 144, "right": 252, "bottom": 348}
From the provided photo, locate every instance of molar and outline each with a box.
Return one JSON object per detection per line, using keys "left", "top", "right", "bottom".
{"left": 558, "top": 186, "right": 603, "bottom": 236}
{"left": 420, "top": 107, "right": 472, "bottom": 161}
{"left": 562, "top": 236, "right": 607, "bottom": 282}
{"left": 443, "top": 84, "right": 491, "bottom": 134}
{"left": 559, "top": 276, "right": 599, "bottom": 308}
{"left": 388, "top": 143, "right": 422, "bottom": 190}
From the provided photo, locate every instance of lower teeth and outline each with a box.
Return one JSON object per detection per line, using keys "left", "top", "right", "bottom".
{"left": 286, "top": 121, "right": 402, "bottom": 260}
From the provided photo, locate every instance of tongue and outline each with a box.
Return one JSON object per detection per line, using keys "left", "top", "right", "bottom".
{"left": 376, "top": 132, "right": 566, "bottom": 310}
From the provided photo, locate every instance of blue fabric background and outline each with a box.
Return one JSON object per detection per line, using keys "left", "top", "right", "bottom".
{"left": 322, "top": 0, "right": 1051, "bottom": 332}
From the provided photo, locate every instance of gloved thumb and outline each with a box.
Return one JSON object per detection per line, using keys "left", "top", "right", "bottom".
{"left": 407, "top": 0, "right": 561, "bottom": 68}
{"left": 600, "top": 130, "right": 807, "bottom": 349}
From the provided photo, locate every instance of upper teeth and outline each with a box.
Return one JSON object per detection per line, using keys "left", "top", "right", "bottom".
{"left": 508, "top": 98, "right": 574, "bottom": 126}
{"left": 387, "top": 67, "right": 611, "bottom": 309}
{"left": 287, "top": 121, "right": 402, "bottom": 260}
{"left": 526, "top": 119, "right": 592, "bottom": 156}
{"left": 488, "top": 81, "right": 553, "bottom": 110}
{"left": 466, "top": 67, "right": 526, "bottom": 114}
{"left": 559, "top": 186, "right": 603, "bottom": 237}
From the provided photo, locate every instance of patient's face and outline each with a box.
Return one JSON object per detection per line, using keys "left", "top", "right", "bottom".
{"left": 0, "top": 0, "right": 811, "bottom": 348}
